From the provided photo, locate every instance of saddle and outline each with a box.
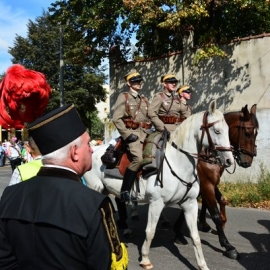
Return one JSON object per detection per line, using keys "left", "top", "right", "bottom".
{"left": 100, "top": 131, "right": 168, "bottom": 180}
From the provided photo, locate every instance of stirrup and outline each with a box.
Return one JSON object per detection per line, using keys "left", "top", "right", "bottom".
{"left": 121, "top": 191, "right": 131, "bottom": 203}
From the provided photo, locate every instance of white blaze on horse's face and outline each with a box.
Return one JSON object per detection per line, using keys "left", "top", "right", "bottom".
{"left": 204, "top": 101, "right": 234, "bottom": 167}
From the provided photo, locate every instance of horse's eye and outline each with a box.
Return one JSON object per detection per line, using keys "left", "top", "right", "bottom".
{"left": 214, "top": 129, "right": 220, "bottom": 134}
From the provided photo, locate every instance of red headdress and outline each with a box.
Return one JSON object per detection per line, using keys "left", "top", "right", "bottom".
{"left": 0, "top": 64, "right": 52, "bottom": 129}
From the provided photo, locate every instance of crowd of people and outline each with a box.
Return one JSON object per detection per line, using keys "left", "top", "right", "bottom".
{"left": 0, "top": 137, "right": 38, "bottom": 170}
{"left": 0, "top": 66, "right": 192, "bottom": 269}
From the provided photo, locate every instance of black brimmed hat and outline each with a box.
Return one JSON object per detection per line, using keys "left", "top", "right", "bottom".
{"left": 177, "top": 85, "right": 192, "bottom": 94}
{"left": 124, "top": 70, "right": 143, "bottom": 82}
{"left": 161, "top": 74, "right": 179, "bottom": 83}
{"left": 27, "top": 104, "right": 86, "bottom": 155}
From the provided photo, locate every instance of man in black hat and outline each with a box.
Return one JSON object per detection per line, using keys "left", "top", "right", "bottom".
{"left": 148, "top": 74, "right": 186, "bottom": 133}
{"left": 112, "top": 70, "right": 151, "bottom": 202}
{"left": 0, "top": 104, "right": 128, "bottom": 270}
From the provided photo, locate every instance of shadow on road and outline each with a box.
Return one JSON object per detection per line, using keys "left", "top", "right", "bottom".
{"left": 238, "top": 220, "right": 270, "bottom": 270}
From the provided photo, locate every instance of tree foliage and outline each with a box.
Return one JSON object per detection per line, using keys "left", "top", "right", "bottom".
{"left": 49, "top": 0, "right": 270, "bottom": 62}
{"left": 8, "top": 11, "right": 107, "bottom": 131}
{"left": 49, "top": 0, "right": 133, "bottom": 62}
{"left": 87, "top": 111, "right": 105, "bottom": 139}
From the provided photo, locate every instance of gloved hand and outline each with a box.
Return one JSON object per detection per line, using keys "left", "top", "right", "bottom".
{"left": 125, "top": 133, "right": 138, "bottom": 144}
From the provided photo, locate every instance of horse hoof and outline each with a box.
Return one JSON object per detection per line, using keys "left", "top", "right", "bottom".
{"left": 140, "top": 262, "right": 154, "bottom": 269}
{"left": 224, "top": 249, "right": 239, "bottom": 260}
{"left": 174, "top": 235, "right": 188, "bottom": 245}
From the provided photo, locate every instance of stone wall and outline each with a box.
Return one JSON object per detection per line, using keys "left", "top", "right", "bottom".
{"left": 108, "top": 34, "right": 270, "bottom": 182}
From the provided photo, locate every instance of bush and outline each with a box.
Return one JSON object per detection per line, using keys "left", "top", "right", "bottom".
{"left": 218, "top": 164, "right": 270, "bottom": 209}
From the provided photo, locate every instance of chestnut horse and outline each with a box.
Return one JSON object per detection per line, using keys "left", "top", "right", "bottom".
{"left": 173, "top": 104, "right": 258, "bottom": 260}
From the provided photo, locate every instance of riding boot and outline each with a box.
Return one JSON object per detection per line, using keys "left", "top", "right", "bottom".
{"left": 121, "top": 168, "right": 137, "bottom": 202}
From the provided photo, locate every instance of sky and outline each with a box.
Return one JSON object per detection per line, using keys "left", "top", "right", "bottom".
{"left": 0, "top": 0, "right": 53, "bottom": 74}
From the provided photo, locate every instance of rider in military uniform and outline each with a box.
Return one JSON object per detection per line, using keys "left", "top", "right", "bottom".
{"left": 148, "top": 74, "right": 184, "bottom": 133}
{"left": 0, "top": 104, "right": 128, "bottom": 270}
{"left": 177, "top": 84, "right": 193, "bottom": 118}
{"left": 148, "top": 74, "right": 182, "bottom": 132}
{"left": 112, "top": 70, "right": 151, "bottom": 202}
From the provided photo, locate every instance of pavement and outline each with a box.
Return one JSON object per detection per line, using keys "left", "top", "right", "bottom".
{"left": 1, "top": 166, "right": 270, "bottom": 269}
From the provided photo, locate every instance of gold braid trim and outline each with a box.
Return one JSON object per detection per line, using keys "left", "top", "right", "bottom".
{"left": 162, "top": 74, "right": 175, "bottom": 82}
{"left": 100, "top": 202, "right": 122, "bottom": 259}
{"left": 27, "top": 104, "right": 75, "bottom": 130}
{"left": 126, "top": 72, "right": 140, "bottom": 81}
{"left": 178, "top": 85, "right": 190, "bottom": 93}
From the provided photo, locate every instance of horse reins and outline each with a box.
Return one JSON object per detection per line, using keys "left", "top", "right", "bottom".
{"left": 225, "top": 119, "right": 257, "bottom": 174}
{"left": 200, "top": 112, "right": 232, "bottom": 153}
{"left": 156, "top": 111, "right": 231, "bottom": 203}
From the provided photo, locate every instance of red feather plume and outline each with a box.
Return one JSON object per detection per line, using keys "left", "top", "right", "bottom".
{"left": 0, "top": 64, "right": 52, "bottom": 129}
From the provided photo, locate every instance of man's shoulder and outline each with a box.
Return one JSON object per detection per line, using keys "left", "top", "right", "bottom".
{"left": 151, "top": 92, "right": 166, "bottom": 101}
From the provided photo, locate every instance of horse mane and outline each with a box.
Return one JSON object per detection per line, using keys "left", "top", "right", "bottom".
{"left": 169, "top": 110, "right": 205, "bottom": 152}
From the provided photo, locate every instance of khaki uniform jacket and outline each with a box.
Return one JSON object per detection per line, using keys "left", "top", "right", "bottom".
{"left": 112, "top": 90, "right": 150, "bottom": 142}
{"left": 148, "top": 91, "right": 192, "bottom": 132}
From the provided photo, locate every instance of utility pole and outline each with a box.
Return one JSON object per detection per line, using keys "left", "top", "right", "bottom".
{"left": 59, "top": 26, "right": 64, "bottom": 107}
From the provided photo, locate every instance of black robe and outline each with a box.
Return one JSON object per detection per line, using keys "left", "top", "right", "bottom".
{"left": 0, "top": 167, "right": 121, "bottom": 270}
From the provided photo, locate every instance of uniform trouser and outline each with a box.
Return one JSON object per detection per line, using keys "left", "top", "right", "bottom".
{"left": 126, "top": 139, "right": 144, "bottom": 172}
{"left": 121, "top": 129, "right": 147, "bottom": 194}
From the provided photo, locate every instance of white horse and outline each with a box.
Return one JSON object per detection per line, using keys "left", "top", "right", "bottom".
{"left": 84, "top": 100, "right": 234, "bottom": 270}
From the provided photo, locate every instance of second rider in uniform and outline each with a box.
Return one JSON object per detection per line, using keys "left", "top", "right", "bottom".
{"left": 148, "top": 74, "right": 189, "bottom": 133}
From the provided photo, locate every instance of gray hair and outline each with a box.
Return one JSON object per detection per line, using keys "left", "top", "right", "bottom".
{"left": 42, "top": 136, "right": 82, "bottom": 164}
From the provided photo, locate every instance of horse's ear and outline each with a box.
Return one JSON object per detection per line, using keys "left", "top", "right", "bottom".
{"left": 208, "top": 100, "right": 216, "bottom": 114}
{"left": 250, "top": 104, "right": 257, "bottom": 115}
{"left": 241, "top": 105, "right": 250, "bottom": 121}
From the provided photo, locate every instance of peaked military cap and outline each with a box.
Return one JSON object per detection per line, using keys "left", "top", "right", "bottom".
{"left": 177, "top": 85, "right": 192, "bottom": 94}
{"left": 124, "top": 70, "right": 143, "bottom": 82}
{"left": 27, "top": 104, "right": 86, "bottom": 155}
{"left": 161, "top": 74, "right": 179, "bottom": 83}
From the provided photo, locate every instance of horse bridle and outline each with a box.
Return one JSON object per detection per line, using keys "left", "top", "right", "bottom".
{"left": 156, "top": 111, "right": 231, "bottom": 202}
{"left": 200, "top": 111, "right": 232, "bottom": 152}
{"left": 229, "top": 120, "right": 257, "bottom": 159}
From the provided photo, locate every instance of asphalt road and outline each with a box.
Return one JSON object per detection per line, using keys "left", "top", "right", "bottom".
{"left": 1, "top": 166, "right": 270, "bottom": 270}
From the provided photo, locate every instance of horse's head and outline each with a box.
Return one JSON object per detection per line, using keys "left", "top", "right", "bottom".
{"left": 171, "top": 100, "right": 234, "bottom": 167}
{"left": 200, "top": 100, "right": 234, "bottom": 168}
{"left": 224, "top": 104, "right": 259, "bottom": 168}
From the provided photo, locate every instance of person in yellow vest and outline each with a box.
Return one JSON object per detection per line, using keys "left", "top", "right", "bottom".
{"left": 9, "top": 137, "right": 42, "bottom": 185}
{"left": 9, "top": 137, "right": 88, "bottom": 186}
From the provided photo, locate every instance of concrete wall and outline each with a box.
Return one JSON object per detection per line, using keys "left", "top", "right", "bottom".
{"left": 108, "top": 34, "right": 270, "bottom": 182}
